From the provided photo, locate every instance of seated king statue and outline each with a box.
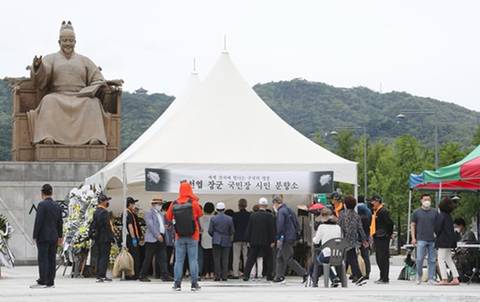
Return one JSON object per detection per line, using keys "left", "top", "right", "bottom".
{"left": 27, "top": 21, "right": 109, "bottom": 145}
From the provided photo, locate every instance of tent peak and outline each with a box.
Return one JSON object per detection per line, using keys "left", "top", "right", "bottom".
{"left": 192, "top": 57, "right": 198, "bottom": 74}
{"left": 223, "top": 34, "right": 229, "bottom": 53}
{"left": 86, "top": 50, "right": 357, "bottom": 187}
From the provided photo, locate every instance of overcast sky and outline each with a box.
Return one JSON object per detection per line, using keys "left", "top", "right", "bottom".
{"left": 1, "top": 0, "right": 479, "bottom": 111}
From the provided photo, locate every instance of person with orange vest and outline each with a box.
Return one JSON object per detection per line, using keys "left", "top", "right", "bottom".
{"left": 331, "top": 192, "right": 344, "bottom": 218}
{"left": 369, "top": 194, "right": 394, "bottom": 284}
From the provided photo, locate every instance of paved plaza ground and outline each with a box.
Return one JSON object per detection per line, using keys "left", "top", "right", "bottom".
{"left": 1, "top": 265, "right": 479, "bottom": 302}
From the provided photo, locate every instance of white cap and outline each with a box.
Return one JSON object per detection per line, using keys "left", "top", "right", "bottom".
{"left": 216, "top": 202, "right": 226, "bottom": 210}
{"left": 258, "top": 197, "right": 268, "bottom": 205}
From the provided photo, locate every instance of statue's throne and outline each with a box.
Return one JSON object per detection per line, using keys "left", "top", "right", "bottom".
{"left": 10, "top": 78, "right": 122, "bottom": 162}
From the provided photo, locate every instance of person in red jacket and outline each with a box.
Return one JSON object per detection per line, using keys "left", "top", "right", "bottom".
{"left": 166, "top": 181, "right": 203, "bottom": 291}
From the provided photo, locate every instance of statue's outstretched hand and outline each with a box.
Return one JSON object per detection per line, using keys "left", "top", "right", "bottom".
{"left": 33, "top": 55, "right": 43, "bottom": 71}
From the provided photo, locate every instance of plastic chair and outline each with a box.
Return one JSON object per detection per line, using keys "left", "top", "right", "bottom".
{"left": 320, "top": 237, "right": 350, "bottom": 288}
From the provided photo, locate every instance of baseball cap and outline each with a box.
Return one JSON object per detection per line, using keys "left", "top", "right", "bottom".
{"left": 98, "top": 193, "right": 111, "bottom": 202}
{"left": 126, "top": 196, "right": 139, "bottom": 206}
{"left": 370, "top": 194, "right": 383, "bottom": 203}
{"left": 216, "top": 202, "right": 226, "bottom": 210}
{"left": 330, "top": 192, "right": 341, "bottom": 200}
{"left": 258, "top": 197, "right": 269, "bottom": 205}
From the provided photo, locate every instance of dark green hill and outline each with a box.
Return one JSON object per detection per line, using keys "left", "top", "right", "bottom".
{"left": 254, "top": 79, "right": 479, "bottom": 148}
{"left": 0, "top": 78, "right": 478, "bottom": 161}
{"left": 0, "top": 80, "right": 12, "bottom": 161}
{"left": 120, "top": 91, "right": 174, "bottom": 150}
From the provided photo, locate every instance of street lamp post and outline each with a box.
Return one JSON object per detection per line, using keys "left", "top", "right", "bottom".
{"left": 396, "top": 111, "right": 439, "bottom": 170}
{"left": 328, "top": 126, "right": 368, "bottom": 199}
{"left": 397, "top": 111, "right": 440, "bottom": 247}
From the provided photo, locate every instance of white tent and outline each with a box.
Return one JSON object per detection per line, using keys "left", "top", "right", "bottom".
{"left": 86, "top": 51, "right": 357, "bottom": 211}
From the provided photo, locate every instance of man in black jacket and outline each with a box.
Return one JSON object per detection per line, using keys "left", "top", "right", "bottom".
{"left": 232, "top": 198, "right": 250, "bottom": 279}
{"left": 370, "top": 194, "right": 394, "bottom": 284}
{"left": 243, "top": 197, "right": 276, "bottom": 281}
{"left": 92, "top": 194, "right": 114, "bottom": 282}
{"left": 30, "top": 184, "right": 63, "bottom": 288}
{"left": 126, "top": 196, "right": 142, "bottom": 280}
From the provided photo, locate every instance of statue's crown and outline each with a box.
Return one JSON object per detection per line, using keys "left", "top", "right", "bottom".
{"left": 59, "top": 21, "right": 75, "bottom": 36}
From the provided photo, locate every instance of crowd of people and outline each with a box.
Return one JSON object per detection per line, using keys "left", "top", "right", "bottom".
{"left": 28, "top": 182, "right": 478, "bottom": 291}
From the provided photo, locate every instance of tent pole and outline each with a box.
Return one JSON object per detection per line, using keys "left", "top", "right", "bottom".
{"left": 406, "top": 190, "right": 412, "bottom": 244}
{"left": 121, "top": 163, "right": 128, "bottom": 249}
{"left": 354, "top": 181, "right": 358, "bottom": 200}
{"left": 121, "top": 163, "right": 128, "bottom": 280}
{"left": 309, "top": 194, "right": 315, "bottom": 277}
{"left": 100, "top": 172, "right": 105, "bottom": 191}
{"left": 477, "top": 191, "right": 480, "bottom": 239}
{"left": 438, "top": 182, "right": 442, "bottom": 207}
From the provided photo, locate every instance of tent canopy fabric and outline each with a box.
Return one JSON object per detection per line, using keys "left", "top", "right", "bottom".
{"left": 414, "top": 179, "right": 480, "bottom": 191}
{"left": 86, "top": 51, "right": 357, "bottom": 191}
{"left": 410, "top": 172, "right": 480, "bottom": 191}
{"left": 409, "top": 173, "right": 424, "bottom": 189}
{"left": 423, "top": 145, "right": 480, "bottom": 183}
{"left": 410, "top": 145, "right": 480, "bottom": 191}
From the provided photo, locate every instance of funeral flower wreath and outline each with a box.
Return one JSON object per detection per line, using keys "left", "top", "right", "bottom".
{"left": 63, "top": 185, "right": 101, "bottom": 261}
{"left": 0, "top": 213, "right": 15, "bottom": 269}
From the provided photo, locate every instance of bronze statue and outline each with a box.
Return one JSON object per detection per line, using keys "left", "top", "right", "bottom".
{"left": 27, "top": 21, "right": 109, "bottom": 145}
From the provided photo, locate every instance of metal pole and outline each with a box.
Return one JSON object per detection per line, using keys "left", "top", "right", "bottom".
{"left": 330, "top": 126, "right": 368, "bottom": 198}
{"left": 354, "top": 180, "right": 358, "bottom": 200}
{"left": 100, "top": 172, "right": 105, "bottom": 192}
{"left": 121, "top": 163, "right": 128, "bottom": 248}
{"left": 121, "top": 163, "right": 128, "bottom": 280}
{"left": 438, "top": 182, "right": 442, "bottom": 208}
{"left": 434, "top": 118, "right": 440, "bottom": 205}
{"left": 363, "top": 127, "right": 368, "bottom": 198}
{"left": 406, "top": 190, "right": 412, "bottom": 244}
{"left": 476, "top": 191, "right": 480, "bottom": 239}
{"left": 434, "top": 122, "right": 439, "bottom": 170}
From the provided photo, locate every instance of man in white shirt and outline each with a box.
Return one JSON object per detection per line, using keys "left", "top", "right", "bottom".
{"left": 139, "top": 196, "right": 171, "bottom": 282}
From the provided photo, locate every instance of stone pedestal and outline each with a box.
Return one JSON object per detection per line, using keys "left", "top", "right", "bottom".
{"left": 0, "top": 161, "right": 105, "bottom": 263}
{"left": 35, "top": 145, "right": 106, "bottom": 162}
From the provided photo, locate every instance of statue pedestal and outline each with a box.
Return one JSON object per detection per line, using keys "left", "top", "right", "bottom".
{"left": 0, "top": 161, "right": 105, "bottom": 263}
{"left": 35, "top": 144, "right": 107, "bottom": 162}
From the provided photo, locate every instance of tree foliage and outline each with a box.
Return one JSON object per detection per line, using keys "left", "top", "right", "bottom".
{"left": 472, "top": 124, "right": 480, "bottom": 148}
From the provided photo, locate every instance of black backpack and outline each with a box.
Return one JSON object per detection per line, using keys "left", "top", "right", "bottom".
{"left": 172, "top": 199, "right": 195, "bottom": 237}
{"left": 287, "top": 206, "right": 301, "bottom": 240}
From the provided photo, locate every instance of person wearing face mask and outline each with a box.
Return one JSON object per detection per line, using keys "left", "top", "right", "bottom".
{"left": 138, "top": 195, "right": 170, "bottom": 282}
{"left": 92, "top": 193, "right": 114, "bottom": 283}
{"left": 411, "top": 193, "right": 438, "bottom": 285}
{"left": 453, "top": 218, "right": 477, "bottom": 243}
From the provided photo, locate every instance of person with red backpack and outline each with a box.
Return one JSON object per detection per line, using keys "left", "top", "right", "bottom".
{"left": 165, "top": 181, "right": 203, "bottom": 291}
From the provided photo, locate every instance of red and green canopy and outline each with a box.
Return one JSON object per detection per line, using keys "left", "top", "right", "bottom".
{"left": 423, "top": 145, "right": 480, "bottom": 183}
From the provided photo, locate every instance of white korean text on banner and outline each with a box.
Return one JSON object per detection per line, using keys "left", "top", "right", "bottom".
{"left": 145, "top": 169, "right": 333, "bottom": 194}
